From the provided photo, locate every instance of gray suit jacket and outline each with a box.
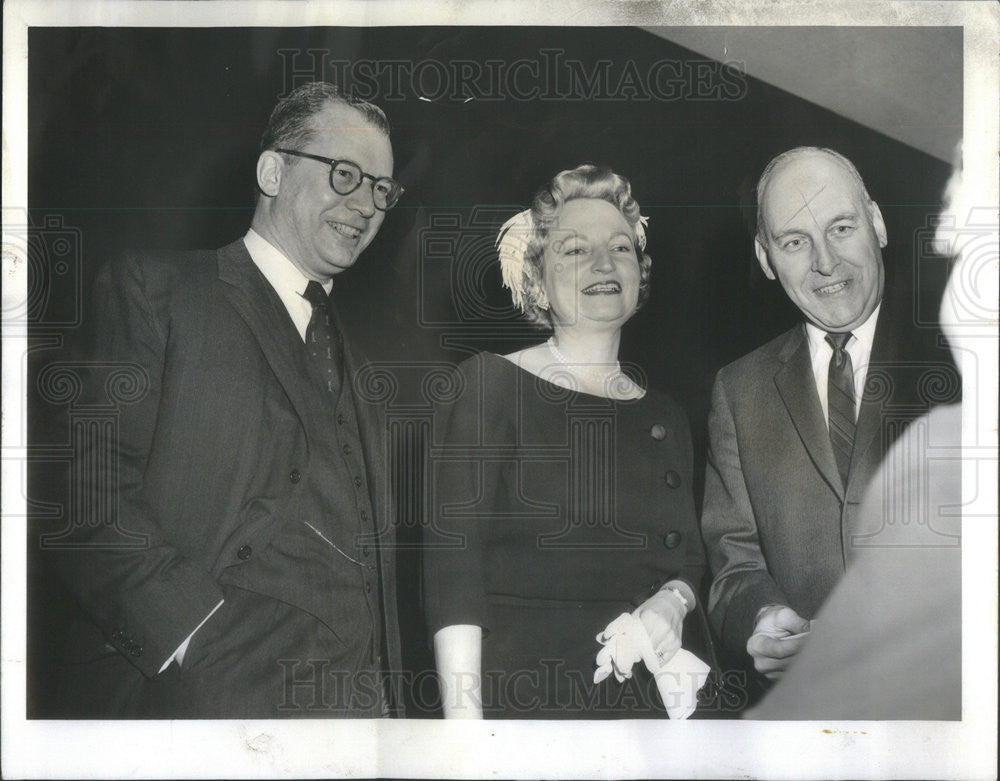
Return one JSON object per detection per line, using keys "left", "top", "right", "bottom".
{"left": 701, "top": 303, "right": 958, "bottom": 656}
{"left": 50, "top": 239, "right": 402, "bottom": 715}
{"left": 747, "top": 403, "right": 961, "bottom": 720}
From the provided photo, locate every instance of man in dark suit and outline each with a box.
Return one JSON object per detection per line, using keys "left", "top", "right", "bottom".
{"left": 49, "top": 82, "right": 406, "bottom": 717}
{"left": 701, "top": 146, "right": 958, "bottom": 685}
{"left": 746, "top": 158, "right": 979, "bottom": 720}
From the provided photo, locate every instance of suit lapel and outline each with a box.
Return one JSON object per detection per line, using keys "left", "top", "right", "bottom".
{"left": 773, "top": 325, "right": 845, "bottom": 501}
{"left": 850, "top": 308, "right": 898, "bottom": 486}
{"left": 215, "top": 239, "right": 326, "bottom": 426}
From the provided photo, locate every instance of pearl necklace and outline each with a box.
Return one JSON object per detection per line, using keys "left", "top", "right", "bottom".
{"left": 546, "top": 337, "right": 623, "bottom": 382}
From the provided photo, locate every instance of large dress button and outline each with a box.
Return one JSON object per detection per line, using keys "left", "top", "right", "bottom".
{"left": 650, "top": 424, "right": 666, "bottom": 440}
{"left": 289, "top": 469, "right": 301, "bottom": 484}
{"left": 663, "top": 531, "right": 682, "bottom": 549}
{"left": 237, "top": 545, "right": 253, "bottom": 560}
{"left": 664, "top": 470, "right": 681, "bottom": 488}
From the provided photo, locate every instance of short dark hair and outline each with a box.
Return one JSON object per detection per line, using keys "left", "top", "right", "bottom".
{"left": 517, "top": 163, "right": 652, "bottom": 328}
{"left": 259, "top": 81, "right": 390, "bottom": 154}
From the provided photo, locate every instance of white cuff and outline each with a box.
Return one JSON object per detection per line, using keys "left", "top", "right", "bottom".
{"left": 157, "top": 599, "right": 224, "bottom": 673}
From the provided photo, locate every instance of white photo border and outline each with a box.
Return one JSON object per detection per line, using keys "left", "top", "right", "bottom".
{"left": 3, "top": 1, "right": 997, "bottom": 779}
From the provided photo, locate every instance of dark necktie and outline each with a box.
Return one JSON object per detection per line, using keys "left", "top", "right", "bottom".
{"left": 303, "top": 280, "right": 342, "bottom": 395}
{"left": 825, "top": 331, "right": 856, "bottom": 486}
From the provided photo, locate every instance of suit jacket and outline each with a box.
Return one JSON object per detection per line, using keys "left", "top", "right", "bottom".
{"left": 747, "top": 403, "right": 961, "bottom": 720}
{"left": 701, "top": 298, "right": 959, "bottom": 656}
{"left": 50, "top": 239, "right": 402, "bottom": 716}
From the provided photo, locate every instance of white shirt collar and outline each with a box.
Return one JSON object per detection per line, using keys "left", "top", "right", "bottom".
{"left": 244, "top": 229, "right": 332, "bottom": 297}
{"left": 804, "top": 301, "right": 881, "bottom": 359}
{"left": 243, "top": 229, "right": 332, "bottom": 341}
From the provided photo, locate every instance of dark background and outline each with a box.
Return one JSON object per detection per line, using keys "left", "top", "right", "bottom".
{"left": 26, "top": 26, "right": 957, "bottom": 717}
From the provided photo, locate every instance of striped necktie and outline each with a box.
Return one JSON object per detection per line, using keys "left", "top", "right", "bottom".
{"left": 303, "top": 280, "right": 342, "bottom": 396}
{"left": 825, "top": 331, "right": 856, "bottom": 486}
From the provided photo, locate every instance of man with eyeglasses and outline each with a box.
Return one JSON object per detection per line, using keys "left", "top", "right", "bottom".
{"left": 50, "top": 82, "right": 406, "bottom": 718}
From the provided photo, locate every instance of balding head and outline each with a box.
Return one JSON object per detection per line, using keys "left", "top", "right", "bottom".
{"left": 753, "top": 147, "right": 887, "bottom": 333}
{"left": 756, "top": 147, "right": 874, "bottom": 243}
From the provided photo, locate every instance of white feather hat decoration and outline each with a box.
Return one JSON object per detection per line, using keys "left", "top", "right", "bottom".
{"left": 495, "top": 209, "right": 536, "bottom": 313}
{"left": 496, "top": 209, "right": 649, "bottom": 314}
{"left": 635, "top": 214, "right": 649, "bottom": 251}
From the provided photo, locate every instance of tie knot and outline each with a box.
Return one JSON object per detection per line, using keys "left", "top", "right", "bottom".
{"left": 303, "top": 280, "right": 329, "bottom": 309}
{"left": 825, "top": 332, "right": 853, "bottom": 352}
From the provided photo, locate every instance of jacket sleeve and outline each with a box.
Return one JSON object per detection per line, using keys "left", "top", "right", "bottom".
{"left": 421, "top": 357, "right": 491, "bottom": 637}
{"left": 701, "top": 371, "right": 788, "bottom": 655}
{"left": 49, "top": 254, "right": 224, "bottom": 678}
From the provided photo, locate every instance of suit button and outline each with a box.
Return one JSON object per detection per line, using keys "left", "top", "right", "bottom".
{"left": 664, "top": 470, "right": 681, "bottom": 488}
{"left": 237, "top": 545, "right": 253, "bottom": 560}
{"left": 360, "top": 510, "right": 369, "bottom": 522}
{"left": 343, "top": 443, "right": 352, "bottom": 455}
{"left": 362, "top": 546, "right": 371, "bottom": 558}
{"left": 663, "top": 531, "right": 682, "bottom": 549}
{"left": 650, "top": 424, "right": 666, "bottom": 440}
{"left": 365, "top": 581, "right": 372, "bottom": 594}
{"left": 289, "top": 469, "right": 301, "bottom": 484}
{"left": 354, "top": 476, "right": 363, "bottom": 488}
{"left": 337, "top": 414, "right": 345, "bottom": 425}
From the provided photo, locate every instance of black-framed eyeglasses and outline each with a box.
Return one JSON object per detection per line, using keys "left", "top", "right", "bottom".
{"left": 275, "top": 148, "right": 404, "bottom": 211}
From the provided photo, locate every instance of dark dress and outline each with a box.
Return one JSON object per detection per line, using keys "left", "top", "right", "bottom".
{"left": 423, "top": 352, "right": 706, "bottom": 718}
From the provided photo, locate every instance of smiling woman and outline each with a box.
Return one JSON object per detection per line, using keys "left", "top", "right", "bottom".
{"left": 423, "top": 164, "right": 712, "bottom": 719}
{"left": 494, "top": 164, "right": 653, "bottom": 399}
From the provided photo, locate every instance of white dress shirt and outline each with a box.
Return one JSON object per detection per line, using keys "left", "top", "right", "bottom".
{"left": 244, "top": 228, "right": 333, "bottom": 341}
{"left": 804, "top": 303, "right": 881, "bottom": 426}
{"left": 159, "top": 230, "right": 332, "bottom": 673}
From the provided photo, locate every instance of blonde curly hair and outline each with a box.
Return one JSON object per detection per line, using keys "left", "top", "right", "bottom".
{"left": 508, "top": 163, "right": 652, "bottom": 328}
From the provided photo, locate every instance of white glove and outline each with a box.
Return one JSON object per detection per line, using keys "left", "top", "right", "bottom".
{"left": 594, "top": 612, "right": 660, "bottom": 683}
{"left": 594, "top": 611, "right": 711, "bottom": 719}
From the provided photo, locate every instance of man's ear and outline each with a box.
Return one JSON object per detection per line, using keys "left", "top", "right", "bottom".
{"left": 256, "top": 151, "right": 283, "bottom": 198}
{"left": 755, "top": 236, "right": 776, "bottom": 280}
{"left": 869, "top": 200, "right": 888, "bottom": 248}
